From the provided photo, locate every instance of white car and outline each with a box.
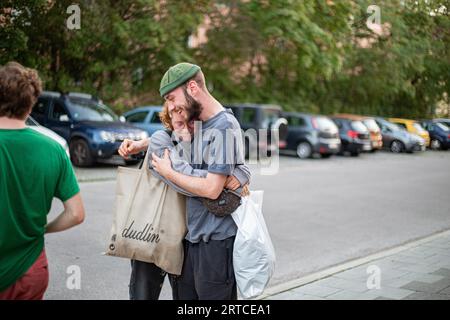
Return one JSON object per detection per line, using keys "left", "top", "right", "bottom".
{"left": 26, "top": 116, "right": 70, "bottom": 157}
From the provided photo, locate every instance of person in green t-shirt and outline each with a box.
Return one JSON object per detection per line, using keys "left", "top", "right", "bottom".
{"left": 0, "top": 62, "right": 85, "bottom": 300}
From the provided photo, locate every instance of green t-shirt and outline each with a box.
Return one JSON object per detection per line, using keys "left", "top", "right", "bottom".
{"left": 0, "top": 128, "right": 80, "bottom": 291}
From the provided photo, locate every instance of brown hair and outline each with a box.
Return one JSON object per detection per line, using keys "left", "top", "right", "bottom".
{"left": 0, "top": 62, "right": 42, "bottom": 119}
{"left": 159, "top": 101, "right": 173, "bottom": 130}
{"left": 158, "top": 101, "right": 190, "bottom": 131}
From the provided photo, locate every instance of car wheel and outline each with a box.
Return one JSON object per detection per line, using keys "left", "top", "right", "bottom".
{"left": 70, "top": 139, "right": 94, "bottom": 167}
{"left": 296, "top": 142, "right": 312, "bottom": 159}
{"left": 390, "top": 140, "right": 404, "bottom": 153}
{"left": 350, "top": 151, "right": 360, "bottom": 157}
{"left": 430, "top": 139, "right": 442, "bottom": 150}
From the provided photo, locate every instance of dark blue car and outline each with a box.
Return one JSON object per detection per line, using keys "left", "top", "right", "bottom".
{"left": 122, "top": 106, "right": 164, "bottom": 137}
{"left": 31, "top": 91, "right": 148, "bottom": 166}
{"left": 420, "top": 119, "right": 450, "bottom": 150}
{"left": 331, "top": 117, "right": 372, "bottom": 156}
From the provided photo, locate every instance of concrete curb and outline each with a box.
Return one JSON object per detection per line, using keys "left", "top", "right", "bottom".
{"left": 256, "top": 228, "right": 450, "bottom": 300}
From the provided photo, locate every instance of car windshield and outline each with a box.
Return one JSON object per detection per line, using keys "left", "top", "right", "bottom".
{"left": 316, "top": 117, "right": 338, "bottom": 133}
{"left": 351, "top": 121, "right": 369, "bottom": 133}
{"left": 395, "top": 124, "right": 407, "bottom": 131}
{"left": 379, "top": 120, "right": 401, "bottom": 131}
{"left": 363, "top": 119, "right": 380, "bottom": 132}
{"left": 412, "top": 122, "right": 426, "bottom": 133}
{"left": 261, "top": 108, "right": 281, "bottom": 129}
{"left": 437, "top": 121, "right": 450, "bottom": 129}
{"left": 68, "top": 98, "right": 118, "bottom": 122}
{"left": 436, "top": 122, "right": 450, "bottom": 131}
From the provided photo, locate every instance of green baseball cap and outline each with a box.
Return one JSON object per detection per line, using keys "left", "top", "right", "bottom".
{"left": 159, "top": 62, "right": 201, "bottom": 97}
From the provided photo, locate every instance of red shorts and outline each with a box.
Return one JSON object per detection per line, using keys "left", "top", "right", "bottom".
{"left": 0, "top": 249, "right": 49, "bottom": 300}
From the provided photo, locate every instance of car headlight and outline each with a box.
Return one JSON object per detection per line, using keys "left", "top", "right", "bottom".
{"left": 140, "top": 131, "right": 149, "bottom": 140}
{"left": 100, "top": 130, "right": 116, "bottom": 143}
{"left": 127, "top": 132, "right": 136, "bottom": 141}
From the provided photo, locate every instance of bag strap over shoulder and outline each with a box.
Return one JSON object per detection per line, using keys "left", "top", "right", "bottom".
{"left": 139, "top": 150, "right": 151, "bottom": 170}
{"left": 165, "top": 129, "right": 179, "bottom": 147}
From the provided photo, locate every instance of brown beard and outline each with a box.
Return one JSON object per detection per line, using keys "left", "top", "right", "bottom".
{"left": 183, "top": 87, "right": 203, "bottom": 122}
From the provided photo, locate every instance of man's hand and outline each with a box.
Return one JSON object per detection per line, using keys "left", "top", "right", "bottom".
{"left": 151, "top": 149, "right": 173, "bottom": 178}
{"left": 118, "top": 138, "right": 148, "bottom": 159}
{"left": 241, "top": 184, "right": 250, "bottom": 197}
{"left": 225, "top": 175, "right": 241, "bottom": 191}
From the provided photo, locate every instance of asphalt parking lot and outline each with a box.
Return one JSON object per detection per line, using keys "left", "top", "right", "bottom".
{"left": 45, "top": 150, "right": 450, "bottom": 299}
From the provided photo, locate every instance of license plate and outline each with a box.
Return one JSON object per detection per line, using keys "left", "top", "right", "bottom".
{"left": 329, "top": 144, "right": 338, "bottom": 149}
{"left": 363, "top": 144, "right": 371, "bottom": 150}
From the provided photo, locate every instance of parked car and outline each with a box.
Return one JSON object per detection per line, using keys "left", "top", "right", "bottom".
{"left": 225, "top": 104, "right": 288, "bottom": 158}
{"left": 361, "top": 117, "right": 383, "bottom": 151}
{"left": 420, "top": 120, "right": 450, "bottom": 150}
{"left": 31, "top": 91, "right": 149, "bottom": 166}
{"left": 281, "top": 112, "right": 340, "bottom": 159}
{"left": 334, "top": 114, "right": 383, "bottom": 152}
{"left": 374, "top": 117, "right": 425, "bottom": 153}
{"left": 26, "top": 116, "right": 70, "bottom": 157}
{"left": 434, "top": 118, "right": 450, "bottom": 129}
{"left": 388, "top": 118, "right": 430, "bottom": 147}
{"left": 409, "top": 133, "right": 426, "bottom": 152}
{"left": 122, "top": 106, "right": 164, "bottom": 137}
{"left": 331, "top": 117, "right": 372, "bottom": 156}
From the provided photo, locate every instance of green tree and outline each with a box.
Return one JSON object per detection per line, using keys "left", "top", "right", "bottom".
{"left": 314, "top": 0, "right": 449, "bottom": 118}
{"left": 1, "top": 0, "right": 448, "bottom": 118}
{"left": 197, "top": 0, "right": 354, "bottom": 112}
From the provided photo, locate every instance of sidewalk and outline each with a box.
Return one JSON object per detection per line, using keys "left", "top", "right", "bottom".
{"left": 263, "top": 230, "right": 450, "bottom": 300}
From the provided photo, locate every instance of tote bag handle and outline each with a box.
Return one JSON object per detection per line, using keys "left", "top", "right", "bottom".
{"left": 124, "top": 151, "right": 152, "bottom": 217}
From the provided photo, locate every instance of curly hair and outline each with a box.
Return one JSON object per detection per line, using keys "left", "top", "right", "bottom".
{"left": 159, "top": 101, "right": 173, "bottom": 130}
{"left": 159, "top": 103, "right": 190, "bottom": 132}
{"left": 0, "top": 62, "right": 42, "bottom": 119}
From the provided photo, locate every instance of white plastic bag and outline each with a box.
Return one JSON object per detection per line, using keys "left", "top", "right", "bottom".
{"left": 232, "top": 190, "right": 276, "bottom": 299}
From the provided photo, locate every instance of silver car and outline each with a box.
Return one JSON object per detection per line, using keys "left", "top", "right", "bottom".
{"left": 26, "top": 116, "right": 70, "bottom": 157}
{"left": 374, "top": 117, "right": 424, "bottom": 153}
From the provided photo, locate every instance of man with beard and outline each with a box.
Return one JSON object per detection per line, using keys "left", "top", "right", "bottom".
{"left": 151, "top": 62, "right": 249, "bottom": 300}
{"left": 119, "top": 102, "right": 249, "bottom": 300}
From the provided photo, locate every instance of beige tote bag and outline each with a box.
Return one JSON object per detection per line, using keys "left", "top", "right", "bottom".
{"left": 106, "top": 152, "right": 187, "bottom": 275}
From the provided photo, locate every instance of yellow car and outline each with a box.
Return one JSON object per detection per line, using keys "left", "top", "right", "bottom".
{"left": 388, "top": 118, "right": 430, "bottom": 147}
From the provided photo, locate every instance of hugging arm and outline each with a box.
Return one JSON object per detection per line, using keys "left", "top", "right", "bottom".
{"left": 232, "top": 164, "right": 250, "bottom": 187}
{"left": 152, "top": 123, "right": 251, "bottom": 199}
{"left": 160, "top": 168, "right": 227, "bottom": 200}
{"left": 149, "top": 130, "right": 250, "bottom": 198}
{"left": 148, "top": 131, "right": 200, "bottom": 197}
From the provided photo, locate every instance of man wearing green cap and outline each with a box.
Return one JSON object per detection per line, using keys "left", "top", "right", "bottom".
{"left": 151, "top": 62, "right": 250, "bottom": 300}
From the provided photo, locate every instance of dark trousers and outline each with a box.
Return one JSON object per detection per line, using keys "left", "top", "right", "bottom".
{"left": 170, "top": 237, "right": 237, "bottom": 300}
{"left": 129, "top": 260, "right": 166, "bottom": 300}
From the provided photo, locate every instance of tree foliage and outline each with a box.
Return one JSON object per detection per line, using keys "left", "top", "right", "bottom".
{"left": 1, "top": 0, "right": 448, "bottom": 118}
